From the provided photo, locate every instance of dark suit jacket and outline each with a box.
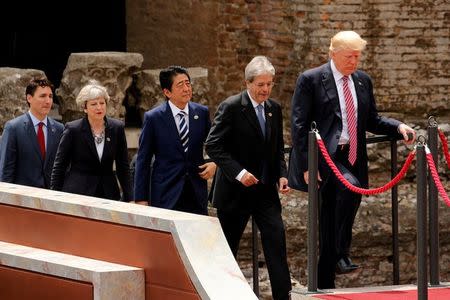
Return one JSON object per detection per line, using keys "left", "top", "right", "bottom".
{"left": 50, "top": 117, "right": 131, "bottom": 201}
{"left": 288, "top": 62, "right": 402, "bottom": 191}
{"left": 205, "top": 91, "right": 287, "bottom": 212}
{"left": 134, "top": 101, "right": 210, "bottom": 209}
{"left": 0, "top": 113, "right": 63, "bottom": 188}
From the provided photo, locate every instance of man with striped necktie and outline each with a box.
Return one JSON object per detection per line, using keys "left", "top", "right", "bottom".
{"left": 288, "top": 31, "right": 416, "bottom": 289}
{"left": 134, "top": 66, "right": 216, "bottom": 215}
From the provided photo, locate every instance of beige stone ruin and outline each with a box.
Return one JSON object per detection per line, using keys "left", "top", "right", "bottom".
{"left": 0, "top": 68, "right": 47, "bottom": 133}
{"left": 56, "top": 52, "right": 143, "bottom": 122}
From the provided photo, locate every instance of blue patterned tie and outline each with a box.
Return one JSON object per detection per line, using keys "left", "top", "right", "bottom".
{"left": 256, "top": 104, "right": 266, "bottom": 137}
{"left": 178, "top": 111, "right": 189, "bottom": 153}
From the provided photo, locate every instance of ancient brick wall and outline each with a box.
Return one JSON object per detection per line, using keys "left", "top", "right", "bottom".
{"left": 127, "top": 0, "right": 449, "bottom": 125}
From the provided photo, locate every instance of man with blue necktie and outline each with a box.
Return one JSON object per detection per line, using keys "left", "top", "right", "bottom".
{"left": 206, "top": 56, "right": 292, "bottom": 300}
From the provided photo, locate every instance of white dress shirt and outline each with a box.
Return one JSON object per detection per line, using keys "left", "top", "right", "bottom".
{"left": 28, "top": 111, "right": 48, "bottom": 147}
{"left": 330, "top": 59, "right": 358, "bottom": 145}
{"left": 168, "top": 100, "right": 189, "bottom": 133}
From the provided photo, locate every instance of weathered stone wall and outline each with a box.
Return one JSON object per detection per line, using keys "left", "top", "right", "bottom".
{"left": 56, "top": 52, "right": 143, "bottom": 122}
{"left": 0, "top": 68, "right": 47, "bottom": 133}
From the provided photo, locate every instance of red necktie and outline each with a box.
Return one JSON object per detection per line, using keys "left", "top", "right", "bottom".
{"left": 37, "top": 122, "right": 46, "bottom": 159}
{"left": 342, "top": 76, "right": 357, "bottom": 165}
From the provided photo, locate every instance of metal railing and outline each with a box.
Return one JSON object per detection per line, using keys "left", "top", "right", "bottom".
{"left": 250, "top": 119, "right": 445, "bottom": 299}
{"left": 250, "top": 133, "right": 403, "bottom": 295}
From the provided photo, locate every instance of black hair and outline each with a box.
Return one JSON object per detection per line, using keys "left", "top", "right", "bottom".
{"left": 25, "top": 78, "right": 54, "bottom": 107}
{"left": 159, "top": 66, "right": 191, "bottom": 93}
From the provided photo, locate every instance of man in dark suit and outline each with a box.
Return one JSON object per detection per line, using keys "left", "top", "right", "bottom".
{"left": 288, "top": 31, "right": 416, "bottom": 289}
{"left": 0, "top": 78, "right": 63, "bottom": 188}
{"left": 205, "top": 56, "right": 291, "bottom": 300}
{"left": 134, "top": 66, "right": 216, "bottom": 215}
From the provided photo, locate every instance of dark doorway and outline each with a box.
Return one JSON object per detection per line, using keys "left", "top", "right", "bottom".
{"left": 0, "top": 0, "right": 126, "bottom": 90}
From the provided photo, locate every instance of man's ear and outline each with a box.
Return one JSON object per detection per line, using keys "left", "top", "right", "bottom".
{"left": 26, "top": 94, "right": 32, "bottom": 104}
{"left": 162, "top": 88, "right": 172, "bottom": 99}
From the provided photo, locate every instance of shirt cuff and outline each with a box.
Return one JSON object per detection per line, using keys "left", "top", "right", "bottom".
{"left": 236, "top": 169, "right": 247, "bottom": 181}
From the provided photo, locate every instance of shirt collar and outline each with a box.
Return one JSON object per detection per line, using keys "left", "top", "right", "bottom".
{"left": 28, "top": 111, "right": 48, "bottom": 127}
{"left": 246, "top": 91, "right": 265, "bottom": 109}
{"left": 168, "top": 100, "right": 189, "bottom": 118}
{"left": 330, "top": 59, "right": 353, "bottom": 84}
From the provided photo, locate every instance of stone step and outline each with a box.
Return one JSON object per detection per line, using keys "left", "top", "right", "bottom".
{"left": 0, "top": 241, "right": 145, "bottom": 300}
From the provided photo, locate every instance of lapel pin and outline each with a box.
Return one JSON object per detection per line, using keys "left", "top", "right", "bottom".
{"left": 268, "top": 113, "right": 272, "bottom": 117}
{"left": 358, "top": 81, "right": 363, "bottom": 86}
{"left": 194, "top": 115, "right": 199, "bottom": 120}
{"left": 106, "top": 137, "right": 111, "bottom": 142}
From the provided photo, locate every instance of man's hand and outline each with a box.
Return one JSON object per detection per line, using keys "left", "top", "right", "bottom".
{"left": 279, "top": 177, "right": 290, "bottom": 194}
{"left": 398, "top": 123, "right": 416, "bottom": 145}
{"left": 240, "top": 171, "right": 259, "bottom": 187}
{"left": 198, "top": 162, "right": 217, "bottom": 180}
{"left": 303, "top": 171, "right": 322, "bottom": 185}
{"left": 135, "top": 201, "right": 149, "bottom": 206}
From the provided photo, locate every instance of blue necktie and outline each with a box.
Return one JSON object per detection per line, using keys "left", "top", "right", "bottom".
{"left": 178, "top": 111, "right": 189, "bottom": 153}
{"left": 256, "top": 104, "right": 266, "bottom": 137}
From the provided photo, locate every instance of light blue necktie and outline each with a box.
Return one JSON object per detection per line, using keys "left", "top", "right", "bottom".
{"left": 256, "top": 104, "right": 266, "bottom": 137}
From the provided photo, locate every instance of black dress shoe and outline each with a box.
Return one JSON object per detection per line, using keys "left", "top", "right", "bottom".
{"left": 336, "top": 257, "right": 359, "bottom": 274}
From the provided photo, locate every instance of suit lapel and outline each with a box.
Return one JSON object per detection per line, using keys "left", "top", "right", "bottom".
{"left": 23, "top": 113, "right": 44, "bottom": 163}
{"left": 188, "top": 102, "right": 199, "bottom": 153}
{"left": 352, "top": 72, "right": 367, "bottom": 134}
{"left": 241, "top": 92, "right": 265, "bottom": 140}
{"left": 101, "top": 118, "right": 113, "bottom": 164}
{"left": 44, "top": 118, "right": 58, "bottom": 165}
{"left": 322, "top": 63, "right": 342, "bottom": 120}
{"left": 81, "top": 117, "right": 100, "bottom": 161}
{"left": 264, "top": 100, "right": 273, "bottom": 142}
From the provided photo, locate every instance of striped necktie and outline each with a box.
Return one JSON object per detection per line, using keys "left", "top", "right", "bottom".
{"left": 177, "top": 111, "right": 189, "bottom": 153}
{"left": 342, "top": 75, "right": 357, "bottom": 165}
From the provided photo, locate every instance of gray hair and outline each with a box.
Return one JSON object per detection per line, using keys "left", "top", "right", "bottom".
{"left": 75, "top": 80, "right": 110, "bottom": 109}
{"left": 329, "top": 31, "right": 367, "bottom": 53}
{"left": 244, "top": 56, "right": 275, "bottom": 82}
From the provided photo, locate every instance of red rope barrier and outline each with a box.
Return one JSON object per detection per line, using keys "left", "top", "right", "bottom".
{"left": 317, "top": 138, "right": 416, "bottom": 195}
{"left": 438, "top": 129, "right": 450, "bottom": 170}
{"left": 426, "top": 150, "right": 450, "bottom": 207}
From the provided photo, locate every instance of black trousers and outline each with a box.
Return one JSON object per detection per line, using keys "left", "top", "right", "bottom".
{"left": 217, "top": 184, "right": 291, "bottom": 300}
{"left": 318, "top": 145, "right": 362, "bottom": 289}
{"left": 173, "top": 179, "right": 208, "bottom": 215}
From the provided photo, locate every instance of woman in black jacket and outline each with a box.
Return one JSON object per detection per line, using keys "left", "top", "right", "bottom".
{"left": 51, "top": 80, "right": 131, "bottom": 201}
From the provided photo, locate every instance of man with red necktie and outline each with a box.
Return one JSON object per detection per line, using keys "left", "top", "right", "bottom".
{"left": 288, "top": 31, "right": 416, "bottom": 289}
{"left": 0, "top": 78, "right": 64, "bottom": 188}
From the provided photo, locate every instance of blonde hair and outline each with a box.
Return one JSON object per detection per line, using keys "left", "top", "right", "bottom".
{"left": 329, "top": 31, "right": 367, "bottom": 53}
{"left": 75, "top": 80, "right": 110, "bottom": 109}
